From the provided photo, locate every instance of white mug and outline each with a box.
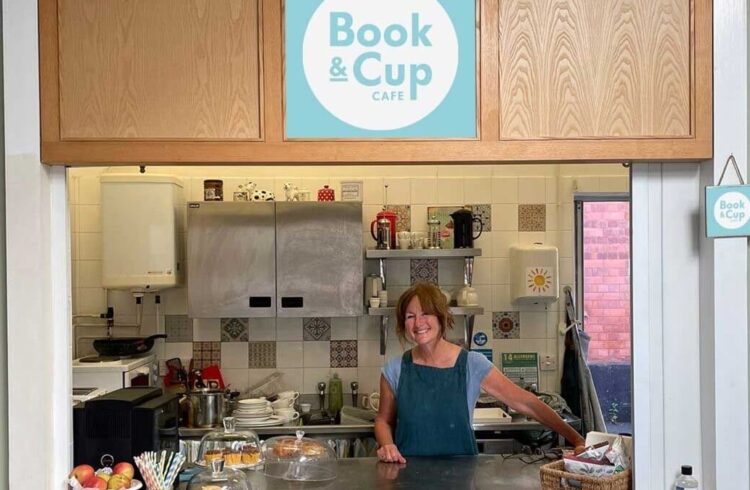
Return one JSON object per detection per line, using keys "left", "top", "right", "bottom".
{"left": 271, "top": 398, "right": 295, "bottom": 409}
{"left": 360, "top": 392, "right": 380, "bottom": 411}
{"left": 275, "top": 409, "right": 299, "bottom": 421}
{"left": 397, "top": 231, "right": 411, "bottom": 249}
{"left": 277, "top": 390, "right": 299, "bottom": 401}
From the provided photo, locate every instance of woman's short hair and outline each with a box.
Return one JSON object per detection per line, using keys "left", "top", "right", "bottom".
{"left": 395, "top": 282, "right": 454, "bottom": 342}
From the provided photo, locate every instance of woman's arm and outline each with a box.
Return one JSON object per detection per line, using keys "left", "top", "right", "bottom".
{"left": 480, "top": 367, "right": 585, "bottom": 448}
{"left": 374, "top": 374, "right": 407, "bottom": 463}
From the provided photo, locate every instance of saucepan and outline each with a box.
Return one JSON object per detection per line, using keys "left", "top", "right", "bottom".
{"left": 93, "top": 334, "right": 167, "bottom": 357}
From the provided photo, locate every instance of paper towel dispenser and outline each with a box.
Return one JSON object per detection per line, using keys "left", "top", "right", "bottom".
{"left": 509, "top": 243, "right": 559, "bottom": 304}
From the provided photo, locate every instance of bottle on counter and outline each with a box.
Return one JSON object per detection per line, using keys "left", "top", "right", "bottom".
{"left": 675, "top": 465, "right": 698, "bottom": 489}
{"left": 328, "top": 372, "right": 343, "bottom": 415}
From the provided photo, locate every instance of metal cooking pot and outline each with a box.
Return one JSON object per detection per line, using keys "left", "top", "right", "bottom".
{"left": 187, "top": 389, "right": 226, "bottom": 428}
{"left": 92, "top": 334, "right": 167, "bottom": 357}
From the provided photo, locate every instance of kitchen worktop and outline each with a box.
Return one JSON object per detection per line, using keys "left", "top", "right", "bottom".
{"left": 178, "top": 455, "right": 547, "bottom": 489}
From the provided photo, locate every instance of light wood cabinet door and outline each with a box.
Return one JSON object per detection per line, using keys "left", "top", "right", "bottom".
{"left": 497, "top": 0, "right": 692, "bottom": 140}
{"left": 57, "top": 0, "right": 263, "bottom": 140}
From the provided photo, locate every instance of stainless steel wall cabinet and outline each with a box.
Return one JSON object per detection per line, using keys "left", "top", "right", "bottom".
{"left": 187, "top": 202, "right": 363, "bottom": 318}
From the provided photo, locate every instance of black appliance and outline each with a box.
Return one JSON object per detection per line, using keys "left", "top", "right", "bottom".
{"left": 451, "top": 207, "right": 483, "bottom": 248}
{"left": 74, "top": 387, "right": 179, "bottom": 471}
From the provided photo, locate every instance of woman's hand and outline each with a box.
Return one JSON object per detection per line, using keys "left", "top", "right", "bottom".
{"left": 377, "top": 443, "right": 406, "bottom": 464}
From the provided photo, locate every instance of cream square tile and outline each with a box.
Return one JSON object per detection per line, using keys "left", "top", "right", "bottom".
{"left": 303, "top": 368, "right": 332, "bottom": 394}
{"left": 437, "top": 178, "right": 464, "bottom": 204}
{"left": 520, "top": 312, "right": 547, "bottom": 339}
{"left": 519, "top": 339, "right": 546, "bottom": 354}
{"left": 248, "top": 368, "right": 277, "bottom": 393}
{"left": 163, "top": 342, "right": 193, "bottom": 367}
{"left": 277, "top": 368, "right": 304, "bottom": 393}
{"left": 438, "top": 260, "right": 464, "bottom": 286}
{"left": 560, "top": 258, "right": 574, "bottom": 285}
{"left": 363, "top": 204, "right": 382, "bottom": 233}
{"left": 277, "top": 341, "right": 304, "bottom": 368}
{"left": 221, "top": 342, "right": 249, "bottom": 369}
{"left": 492, "top": 177, "right": 518, "bottom": 204}
{"left": 575, "top": 177, "right": 600, "bottom": 192}
{"left": 492, "top": 339, "right": 522, "bottom": 362}
{"left": 518, "top": 177, "right": 546, "bottom": 204}
{"left": 519, "top": 232, "right": 546, "bottom": 245}
{"left": 475, "top": 286, "right": 492, "bottom": 311}
{"left": 78, "top": 260, "right": 102, "bottom": 288}
{"left": 491, "top": 204, "right": 518, "bottom": 231}
{"left": 276, "top": 318, "right": 303, "bottom": 340}
{"left": 357, "top": 316, "right": 381, "bottom": 340}
{"left": 546, "top": 205, "right": 559, "bottom": 231}
{"left": 464, "top": 178, "right": 492, "bottom": 204}
{"left": 331, "top": 318, "right": 358, "bottom": 340}
{"left": 472, "top": 257, "right": 492, "bottom": 286}
{"left": 78, "top": 176, "right": 101, "bottom": 204}
{"left": 222, "top": 369, "right": 250, "bottom": 392}
{"left": 78, "top": 233, "right": 102, "bottom": 260}
{"left": 462, "top": 165, "right": 492, "bottom": 178}
{"left": 357, "top": 367, "right": 383, "bottom": 394}
{"left": 385, "top": 259, "right": 411, "bottom": 286}
{"left": 363, "top": 178, "right": 384, "bottom": 204}
{"left": 78, "top": 205, "right": 101, "bottom": 233}
{"left": 68, "top": 176, "right": 79, "bottom": 205}
{"left": 600, "top": 176, "right": 629, "bottom": 192}
{"left": 545, "top": 177, "right": 558, "bottom": 203}
{"left": 492, "top": 231, "right": 519, "bottom": 258}
{"left": 436, "top": 165, "right": 464, "bottom": 177}
{"left": 547, "top": 311, "right": 563, "bottom": 338}
{"left": 410, "top": 178, "right": 437, "bottom": 204}
{"left": 410, "top": 205, "right": 429, "bottom": 231}
{"left": 491, "top": 285, "right": 512, "bottom": 311}
{"left": 383, "top": 178, "right": 411, "bottom": 204}
{"left": 303, "top": 341, "right": 331, "bottom": 367}
{"left": 161, "top": 287, "right": 188, "bottom": 315}
{"left": 558, "top": 231, "right": 574, "bottom": 258}
{"left": 358, "top": 340, "right": 383, "bottom": 367}
{"left": 560, "top": 203, "right": 574, "bottom": 231}
{"left": 250, "top": 318, "right": 276, "bottom": 341}
{"left": 473, "top": 230, "right": 492, "bottom": 256}
{"left": 491, "top": 258, "right": 510, "bottom": 285}
{"left": 193, "top": 319, "right": 221, "bottom": 341}
{"left": 333, "top": 368, "right": 358, "bottom": 393}
{"left": 77, "top": 287, "right": 106, "bottom": 315}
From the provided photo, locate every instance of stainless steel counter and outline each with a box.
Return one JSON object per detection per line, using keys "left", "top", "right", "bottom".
{"left": 178, "top": 455, "right": 546, "bottom": 489}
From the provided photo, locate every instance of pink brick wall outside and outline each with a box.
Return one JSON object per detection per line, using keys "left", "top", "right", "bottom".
{"left": 582, "top": 202, "right": 631, "bottom": 363}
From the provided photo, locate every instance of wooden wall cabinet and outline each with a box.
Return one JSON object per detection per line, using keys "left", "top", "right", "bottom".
{"left": 40, "top": 0, "right": 711, "bottom": 165}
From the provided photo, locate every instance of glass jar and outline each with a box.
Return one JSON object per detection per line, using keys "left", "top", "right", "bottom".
{"left": 427, "top": 215, "right": 441, "bottom": 249}
{"left": 196, "top": 417, "right": 263, "bottom": 469}
{"left": 262, "top": 431, "right": 337, "bottom": 482}
{"left": 187, "top": 459, "right": 249, "bottom": 490}
{"left": 204, "top": 180, "right": 224, "bottom": 201}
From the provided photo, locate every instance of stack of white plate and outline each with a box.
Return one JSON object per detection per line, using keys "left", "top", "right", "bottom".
{"left": 234, "top": 398, "right": 285, "bottom": 427}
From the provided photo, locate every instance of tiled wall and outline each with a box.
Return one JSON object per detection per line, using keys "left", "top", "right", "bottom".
{"left": 69, "top": 164, "right": 628, "bottom": 395}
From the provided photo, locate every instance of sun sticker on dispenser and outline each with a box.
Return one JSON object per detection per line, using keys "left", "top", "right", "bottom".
{"left": 526, "top": 267, "right": 553, "bottom": 295}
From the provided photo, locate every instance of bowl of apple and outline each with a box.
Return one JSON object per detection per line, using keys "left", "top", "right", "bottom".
{"left": 68, "top": 462, "right": 142, "bottom": 490}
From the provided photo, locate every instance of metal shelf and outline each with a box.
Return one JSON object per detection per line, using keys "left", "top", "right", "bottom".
{"left": 365, "top": 248, "right": 482, "bottom": 259}
{"left": 368, "top": 306, "right": 484, "bottom": 316}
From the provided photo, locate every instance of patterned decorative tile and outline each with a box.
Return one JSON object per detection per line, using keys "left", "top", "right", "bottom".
{"left": 411, "top": 259, "right": 438, "bottom": 285}
{"left": 303, "top": 317, "right": 332, "bottom": 341}
{"left": 165, "top": 315, "right": 192, "bottom": 342}
{"left": 385, "top": 205, "right": 412, "bottom": 232}
{"left": 330, "top": 340, "right": 358, "bottom": 368}
{"left": 192, "top": 341, "right": 221, "bottom": 368}
{"left": 248, "top": 341, "right": 276, "bottom": 368}
{"left": 471, "top": 204, "right": 492, "bottom": 233}
{"left": 221, "top": 318, "right": 249, "bottom": 342}
{"left": 518, "top": 204, "right": 546, "bottom": 232}
{"left": 492, "top": 312, "right": 521, "bottom": 339}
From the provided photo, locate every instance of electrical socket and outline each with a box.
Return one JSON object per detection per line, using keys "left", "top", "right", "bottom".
{"left": 540, "top": 354, "right": 557, "bottom": 371}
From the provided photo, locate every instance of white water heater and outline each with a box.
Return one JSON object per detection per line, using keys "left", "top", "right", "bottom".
{"left": 101, "top": 174, "right": 184, "bottom": 291}
{"left": 510, "top": 243, "right": 559, "bottom": 304}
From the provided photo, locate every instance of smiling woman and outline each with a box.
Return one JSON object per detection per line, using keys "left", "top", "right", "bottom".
{"left": 373, "top": 282, "right": 585, "bottom": 463}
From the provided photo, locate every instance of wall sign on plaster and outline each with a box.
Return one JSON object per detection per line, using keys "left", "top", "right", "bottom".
{"left": 285, "top": 0, "right": 476, "bottom": 139}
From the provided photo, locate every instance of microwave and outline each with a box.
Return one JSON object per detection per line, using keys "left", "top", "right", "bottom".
{"left": 72, "top": 354, "right": 158, "bottom": 392}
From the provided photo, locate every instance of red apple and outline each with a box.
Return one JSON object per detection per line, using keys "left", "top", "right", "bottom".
{"left": 82, "top": 475, "right": 107, "bottom": 490}
{"left": 69, "top": 464, "right": 95, "bottom": 484}
{"left": 107, "top": 474, "right": 131, "bottom": 490}
{"left": 112, "top": 462, "right": 135, "bottom": 479}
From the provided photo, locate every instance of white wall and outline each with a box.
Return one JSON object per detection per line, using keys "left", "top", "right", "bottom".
{"left": 3, "top": 1, "right": 71, "bottom": 488}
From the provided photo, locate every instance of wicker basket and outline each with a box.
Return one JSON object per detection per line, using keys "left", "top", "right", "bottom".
{"left": 540, "top": 460, "right": 632, "bottom": 490}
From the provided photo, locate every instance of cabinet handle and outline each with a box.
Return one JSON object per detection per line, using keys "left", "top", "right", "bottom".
{"left": 281, "top": 297, "right": 304, "bottom": 308}
{"left": 249, "top": 297, "right": 272, "bottom": 308}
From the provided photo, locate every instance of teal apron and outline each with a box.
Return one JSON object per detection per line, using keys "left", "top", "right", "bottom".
{"left": 394, "top": 349, "right": 478, "bottom": 456}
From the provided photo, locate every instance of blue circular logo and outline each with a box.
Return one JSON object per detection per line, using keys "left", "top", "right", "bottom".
{"left": 473, "top": 332, "right": 488, "bottom": 346}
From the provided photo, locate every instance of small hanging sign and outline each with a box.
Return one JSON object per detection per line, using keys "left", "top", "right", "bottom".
{"left": 706, "top": 155, "right": 750, "bottom": 238}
